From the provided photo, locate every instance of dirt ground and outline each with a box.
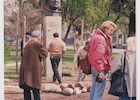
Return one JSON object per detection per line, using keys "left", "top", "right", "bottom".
{"left": 4, "top": 75, "right": 119, "bottom": 100}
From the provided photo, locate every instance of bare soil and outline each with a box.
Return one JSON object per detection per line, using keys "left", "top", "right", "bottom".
{"left": 4, "top": 75, "right": 118, "bottom": 100}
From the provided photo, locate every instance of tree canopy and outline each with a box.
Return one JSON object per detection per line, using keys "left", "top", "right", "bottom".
{"left": 4, "top": 0, "right": 135, "bottom": 40}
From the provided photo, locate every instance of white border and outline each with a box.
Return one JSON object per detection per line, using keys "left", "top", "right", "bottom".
{"left": 0, "top": 0, "right": 4, "bottom": 100}
{"left": 136, "top": 0, "right": 139, "bottom": 99}
{"left": 1, "top": 0, "right": 139, "bottom": 100}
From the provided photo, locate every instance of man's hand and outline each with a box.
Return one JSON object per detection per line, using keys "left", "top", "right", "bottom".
{"left": 47, "top": 49, "right": 50, "bottom": 52}
{"left": 72, "top": 65, "right": 78, "bottom": 70}
{"left": 74, "top": 50, "right": 77, "bottom": 53}
{"left": 98, "top": 71, "right": 104, "bottom": 81}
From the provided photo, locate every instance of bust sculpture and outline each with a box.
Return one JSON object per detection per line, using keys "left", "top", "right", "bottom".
{"left": 42, "top": 0, "right": 61, "bottom": 16}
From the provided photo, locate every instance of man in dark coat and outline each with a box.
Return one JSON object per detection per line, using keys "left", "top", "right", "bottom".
{"left": 19, "top": 30, "right": 48, "bottom": 100}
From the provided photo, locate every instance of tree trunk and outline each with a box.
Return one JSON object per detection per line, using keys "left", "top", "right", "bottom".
{"left": 114, "top": 14, "right": 120, "bottom": 23}
{"left": 23, "top": 16, "right": 26, "bottom": 50}
{"left": 128, "top": 8, "right": 135, "bottom": 37}
{"left": 63, "top": 18, "right": 78, "bottom": 42}
{"left": 63, "top": 23, "right": 72, "bottom": 42}
{"left": 91, "top": 24, "right": 97, "bottom": 33}
{"left": 81, "top": 19, "right": 84, "bottom": 42}
{"left": 16, "top": 10, "right": 19, "bottom": 73}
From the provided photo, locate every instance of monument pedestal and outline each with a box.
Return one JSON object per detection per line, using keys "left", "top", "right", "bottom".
{"left": 43, "top": 16, "right": 62, "bottom": 79}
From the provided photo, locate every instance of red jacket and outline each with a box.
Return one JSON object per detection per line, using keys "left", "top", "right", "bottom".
{"left": 88, "top": 29, "right": 112, "bottom": 72}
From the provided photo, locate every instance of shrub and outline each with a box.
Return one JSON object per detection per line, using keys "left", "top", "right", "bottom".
{"left": 4, "top": 41, "right": 10, "bottom": 64}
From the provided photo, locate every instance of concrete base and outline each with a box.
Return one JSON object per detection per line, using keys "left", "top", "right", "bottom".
{"left": 43, "top": 16, "right": 62, "bottom": 79}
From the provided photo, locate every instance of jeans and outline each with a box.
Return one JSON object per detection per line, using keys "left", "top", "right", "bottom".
{"left": 50, "top": 55, "right": 61, "bottom": 83}
{"left": 119, "top": 94, "right": 136, "bottom": 100}
{"left": 77, "top": 66, "right": 86, "bottom": 82}
{"left": 90, "top": 66, "right": 108, "bottom": 100}
{"left": 23, "top": 84, "right": 40, "bottom": 100}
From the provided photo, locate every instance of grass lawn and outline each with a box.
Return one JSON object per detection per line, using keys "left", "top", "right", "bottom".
{"left": 4, "top": 48, "right": 118, "bottom": 80}
{"left": 4, "top": 49, "right": 76, "bottom": 80}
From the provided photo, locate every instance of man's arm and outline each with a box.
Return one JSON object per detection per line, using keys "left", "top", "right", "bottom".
{"left": 62, "top": 43, "right": 66, "bottom": 54}
{"left": 73, "top": 47, "right": 82, "bottom": 69}
{"left": 47, "top": 41, "right": 51, "bottom": 52}
{"left": 73, "top": 39, "right": 78, "bottom": 52}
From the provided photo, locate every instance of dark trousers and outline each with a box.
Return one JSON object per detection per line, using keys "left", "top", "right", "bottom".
{"left": 50, "top": 55, "right": 61, "bottom": 83}
{"left": 23, "top": 85, "right": 40, "bottom": 100}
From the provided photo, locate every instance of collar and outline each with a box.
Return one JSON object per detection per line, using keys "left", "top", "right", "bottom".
{"left": 96, "top": 29, "right": 107, "bottom": 38}
{"left": 31, "top": 37, "right": 38, "bottom": 42}
{"left": 95, "top": 29, "right": 111, "bottom": 41}
{"left": 95, "top": 29, "right": 112, "bottom": 47}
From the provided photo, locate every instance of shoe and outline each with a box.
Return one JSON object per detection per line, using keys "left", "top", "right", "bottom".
{"left": 58, "top": 80, "right": 62, "bottom": 84}
{"left": 53, "top": 79, "right": 56, "bottom": 83}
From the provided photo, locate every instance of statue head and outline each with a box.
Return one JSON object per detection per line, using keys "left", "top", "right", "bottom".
{"left": 47, "top": 0, "right": 60, "bottom": 11}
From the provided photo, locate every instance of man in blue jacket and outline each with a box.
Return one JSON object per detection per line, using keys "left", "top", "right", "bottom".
{"left": 20, "top": 31, "right": 32, "bottom": 56}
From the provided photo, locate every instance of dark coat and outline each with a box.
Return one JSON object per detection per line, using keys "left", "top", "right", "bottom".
{"left": 111, "top": 51, "right": 136, "bottom": 97}
{"left": 19, "top": 40, "right": 48, "bottom": 89}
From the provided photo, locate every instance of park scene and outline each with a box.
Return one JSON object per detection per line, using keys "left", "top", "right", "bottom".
{"left": 4, "top": 0, "right": 135, "bottom": 100}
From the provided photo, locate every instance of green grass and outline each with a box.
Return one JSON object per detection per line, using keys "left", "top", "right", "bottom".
{"left": 62, "top": 50, "right": 79, "bottom": 76}
{"left": 4, "top": 65, "right": 20, "bottom": 79}
{"left": 4, "top": 48, "right": 118, "bottom": 80}
{"left": 62, "top": 50, "right": 74, "bottom": 71}
{"left": 4, "top": 50, "right": 21, "bottom": 80}
{"left": 6, "top": 50, "right": 22, "bottom": 64}
{"left": 4, "top": 49, "right": 76, "bottom": 80}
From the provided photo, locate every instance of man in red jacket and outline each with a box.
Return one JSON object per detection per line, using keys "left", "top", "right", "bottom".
{"left": 88, "top": 21, "right": 117, "bottom": 100}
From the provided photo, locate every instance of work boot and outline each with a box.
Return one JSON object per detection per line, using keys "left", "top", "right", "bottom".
{"left": 58, "top": 80, "right": 62, "bottom": 84}
{"left": 53, "top": 79, "right": 56, "bottom": 83}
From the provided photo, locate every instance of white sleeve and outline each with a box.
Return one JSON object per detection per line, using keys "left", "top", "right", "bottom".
{"left": 110, "top": 53, "right": 123, "bottom": 73}
{"left": 62, "top": 43, "right": 66, "bottom": 52}
{"left": 73, "top": 47, "right": 82, "bottom": 63}
{"left": 47, "top": 41, "right": 51, "bottom": 49}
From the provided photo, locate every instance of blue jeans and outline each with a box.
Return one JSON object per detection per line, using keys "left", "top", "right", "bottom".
{"left": 90, "top": 66, "right": 108, "bottom": 100}
{"left": 119, "top": 94, "right": 136, "bottom": 100}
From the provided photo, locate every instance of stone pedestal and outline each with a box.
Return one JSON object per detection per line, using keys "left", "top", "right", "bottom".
{"left": 43, "top": 16, "right": 62, "bottom": 79}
